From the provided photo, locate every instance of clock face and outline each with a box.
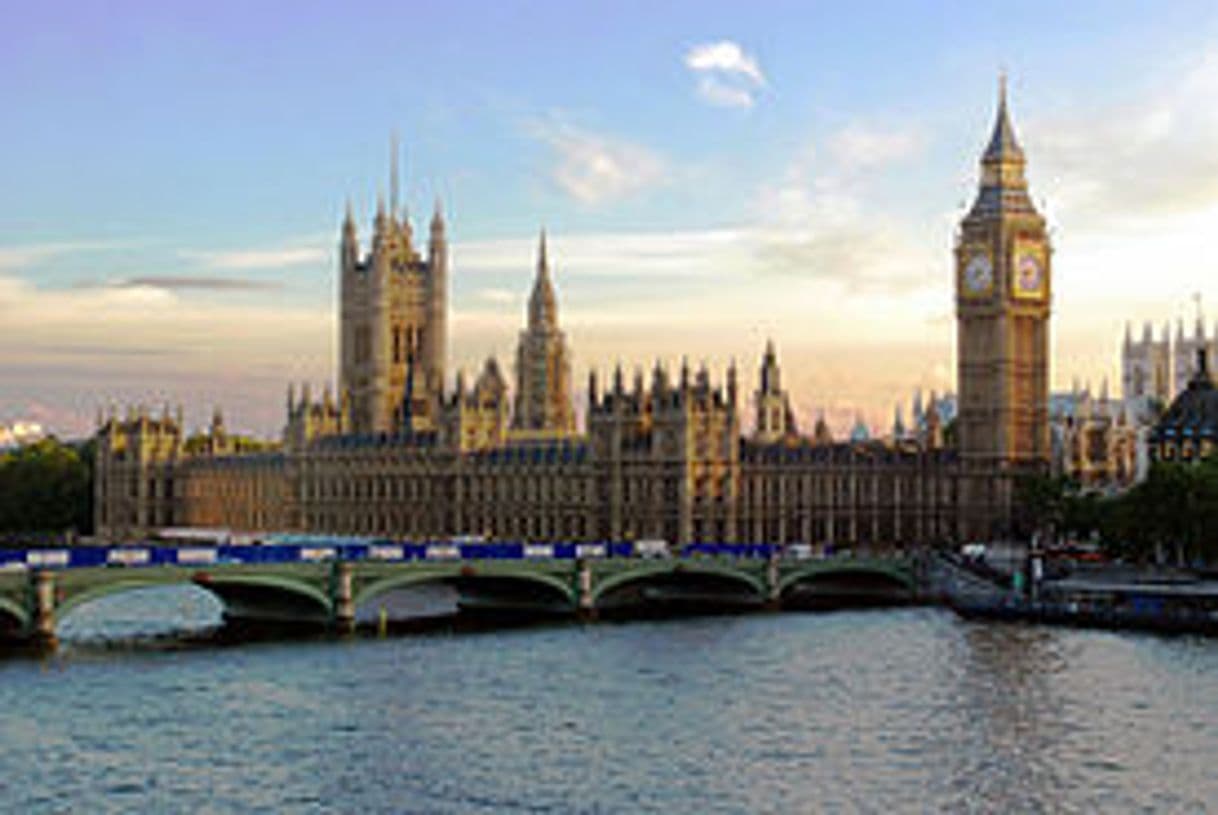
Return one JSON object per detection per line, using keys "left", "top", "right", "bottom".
{"left": 1015, "top": 251, "right": 1044, "bottom": 296}
{"left": 963, "top": 253, "right": 993, "bottom": 295}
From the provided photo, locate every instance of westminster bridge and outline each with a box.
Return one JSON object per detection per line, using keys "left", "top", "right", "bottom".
{"left": 0, "top": 540, "right": 920, "bottom": 648}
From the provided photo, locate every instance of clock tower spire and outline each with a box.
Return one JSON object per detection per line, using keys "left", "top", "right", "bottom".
{"left": 955, "top": 78, "right": 1052, "bottom": 538}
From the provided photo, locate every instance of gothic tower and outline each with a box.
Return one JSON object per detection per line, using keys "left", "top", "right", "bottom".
{"left": 512, "top": 230, "right": 576, "bottom": 434}
{"left": 955, "top": 80, "right": 1052, "bottom": 533}
{"left": 754, "top": 339, "right": 796, "bottom": 443}
{"left": 339, "top": 143, "right": 448, "bottom": 435}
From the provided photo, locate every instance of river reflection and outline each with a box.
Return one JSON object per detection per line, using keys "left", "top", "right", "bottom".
{"left": 1, "top": 590, "right": 1216, "bottom": 813}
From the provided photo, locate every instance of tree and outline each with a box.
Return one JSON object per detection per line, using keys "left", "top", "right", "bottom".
{"left": 1013, "top": 472, "right": 1074, "bottom": 542}
{"left": 1089, "top": 460, "right": 1218, "bottom": 567}
{"left": 0, "top": 437, "right": 93, "bottom": 541}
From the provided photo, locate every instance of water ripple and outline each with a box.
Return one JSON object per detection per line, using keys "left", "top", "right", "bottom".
{"left": 2, "top": 593, "right": 1218, "bottom": 812}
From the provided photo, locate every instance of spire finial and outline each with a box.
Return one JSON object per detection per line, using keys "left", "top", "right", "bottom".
{"left": 984, "top": 70, "right": 1023, "bottom": 163}
{"left": 539, "top": 227, "right": 549, "bottom": 274}
{"left": 390, "top": 129, "right": 401, "bottom": 217}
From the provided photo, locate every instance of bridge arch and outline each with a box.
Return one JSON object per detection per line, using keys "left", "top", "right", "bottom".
{"left": 195, "top": 575, "right": 332, "bottom": 624}
{"left": 777, "top": 562, "right": 914, "bottom": 595}
{"left": 57, "top": 574, "right": 332, "bottom": 628}
{"left": 591, "top": 563, "right": 767, "bottom": 606}
{"left": 56, "top": 577, "right": 203, "bottom": 621}
{"left": 355, "top": 568, "right": 576, "bottom": 612}
{"left": 778, "top": 562, "right": 914, "bottom": 609}
{"left": 0, "top": 595, "right": 28, "bottom": 633}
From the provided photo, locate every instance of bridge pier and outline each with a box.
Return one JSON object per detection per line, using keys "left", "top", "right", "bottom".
{"left": 575, "top": 559, "right": 597, "bottom": 621}
{"left": 329, "top": 562, "right": 355, "bottom": 635}
{"left": 765, "top": 553, "right": 781, "bottom": 611}
{"left": 28, "top": 570, "right": 57, "bottom": 649}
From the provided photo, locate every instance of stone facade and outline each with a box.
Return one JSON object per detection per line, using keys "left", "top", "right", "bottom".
{"left": 1050, "top": 385, "right": 1144, "bottom": 490}
{"left": 1122, "top": 316, "right": 1218, "bottom": 411}
{"left": 954, "top": 79, "right": 1052, "bottom": 537}
{"left": 94, "top": 408, "right": 292, "bottom": 540}
{"left": 340, "top": 192, "right": 447, "bottom": 436}
{"left": 1122, "top": 322, "right": 1173, "bottom": 409}
{"left": 94, "top": 86, "right": 1053, "bottom": 547}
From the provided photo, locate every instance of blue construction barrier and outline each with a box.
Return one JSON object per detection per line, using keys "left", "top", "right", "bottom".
{"left": 3, "top": 537, "right": 794, "bottom": 571}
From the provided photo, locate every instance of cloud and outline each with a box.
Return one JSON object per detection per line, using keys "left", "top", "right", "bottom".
{"left": 178, "top": 244, "right": 328, "bottom": 270}
{"left": 685, "top": 41, "right": 766, "bottom": 85}
{"left": 1034, "top": 50, "right": 1218, "bottom": 228}
{"left": 685, "top": 40, "right": 767, "bottom": 108}
{"left": 694, "top": 76, "right": 757, "bottom": 109}
{"left": 455, "top": 228, "right": 747, "bottom": 279}
{"left": 115, "top": 276, "right": 281, "bottom": 292}
{"left": 0, "top": 273, "right": 331, "bottom": 437}
{"left": 749, "top": 121, "right": 934, "bottom": 293}
{"left": 475, "top": 287, "right": 516, "bottom": 304}
{"left": 751, "top": 221, "right": 935, "bottom": 293}
{"left": 528, "top": 117, "right": 667, "bottom": 206}
{"left": 829, "top": 124, "right": 923, "bottom": 173}
{"left": 0, "top": 240, "right": 139, "bottom": 271}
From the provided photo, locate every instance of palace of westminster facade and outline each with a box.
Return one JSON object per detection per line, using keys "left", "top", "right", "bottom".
{"left": 94, "top": 86, "right": 1054, "bottom": 548}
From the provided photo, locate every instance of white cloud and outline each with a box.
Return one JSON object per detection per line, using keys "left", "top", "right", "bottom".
{"left": 694, "top": 76, "right": 757, "bottom": 109}
{"left": 749, "top": 120, "right": 934, "bottom": 293}
{"left": 0, "top": 273, "right": 331, "bottom": 436}
{"left": 528, "top": 118, "right": 667, "bottom": 206}
{"left": 179, "top": 244, "right": 328, "bottom": 270}
{"left": 476, "top": 287, "right": 516, "bottom": 304}
{"left": 1033, "top": 50, "right": 1218, "bottom": 229}
{"left": 115, "top": 276, "right": 281, "bottom": 292}
{"left": 829, "top": 124, "right": 923, "bottom": 173}
{"left": 685, "top": 41, "right": 766, "bottom": 85}
{"left": 455, "top": 228, "right": 747, "bottom": 279}
{"left": 0, "top": 240, "right": 138, "bottom": 271}
{"left": 685, "top": 40, "right": 767, "bottom": 108}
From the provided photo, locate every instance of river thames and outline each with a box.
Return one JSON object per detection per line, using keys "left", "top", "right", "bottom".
{"left": 2, "top": 589, "right": 1216, "bottom": 813}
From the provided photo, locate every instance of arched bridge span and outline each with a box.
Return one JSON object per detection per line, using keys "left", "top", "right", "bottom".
{"left": 0, "top": 544, "right": 918, "bottom": 647}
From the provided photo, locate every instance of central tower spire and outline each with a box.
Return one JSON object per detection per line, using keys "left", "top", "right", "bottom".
{"left": 514, "top": 228, "right": 574, "bottom": 435}
{"left": 528, "top": 228, "right": 558, "bottom": 331}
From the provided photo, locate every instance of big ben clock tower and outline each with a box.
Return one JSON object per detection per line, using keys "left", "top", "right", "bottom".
{"left": 955, "top": 79, "right": 1051, "bottom": 536}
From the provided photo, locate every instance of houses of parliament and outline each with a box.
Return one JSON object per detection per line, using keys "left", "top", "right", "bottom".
{"left": 94, "top": 85, "right": 1052, "bottom": 548}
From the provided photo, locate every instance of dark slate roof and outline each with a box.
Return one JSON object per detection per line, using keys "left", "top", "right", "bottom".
{"left": 738, "top": 437, "right": 955, "bottom": 467}
{"left": 1152, "top": 355, "right": 1218, "bottom": 442}
{"left": 312, "top": 430, "right": 439, "bottom": 451}
{"left": 968, "top": 185, "right": 1038, "bottom": 219}
{"left": 190, "top": 452, "right": 287, "bottom": 469}
{"left": 472, "top": 438, "right": 589, "bottom": 466}
{"left": 967, "top": 82, "right": 1039, "bottom": 220}
{"left": 983, "top": 83, "right": 1024, "bottom": 164}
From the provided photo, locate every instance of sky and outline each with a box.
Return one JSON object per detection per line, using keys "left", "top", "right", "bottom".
{"left": 4, "top": 0, "right": 1218, "bottom": 438}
